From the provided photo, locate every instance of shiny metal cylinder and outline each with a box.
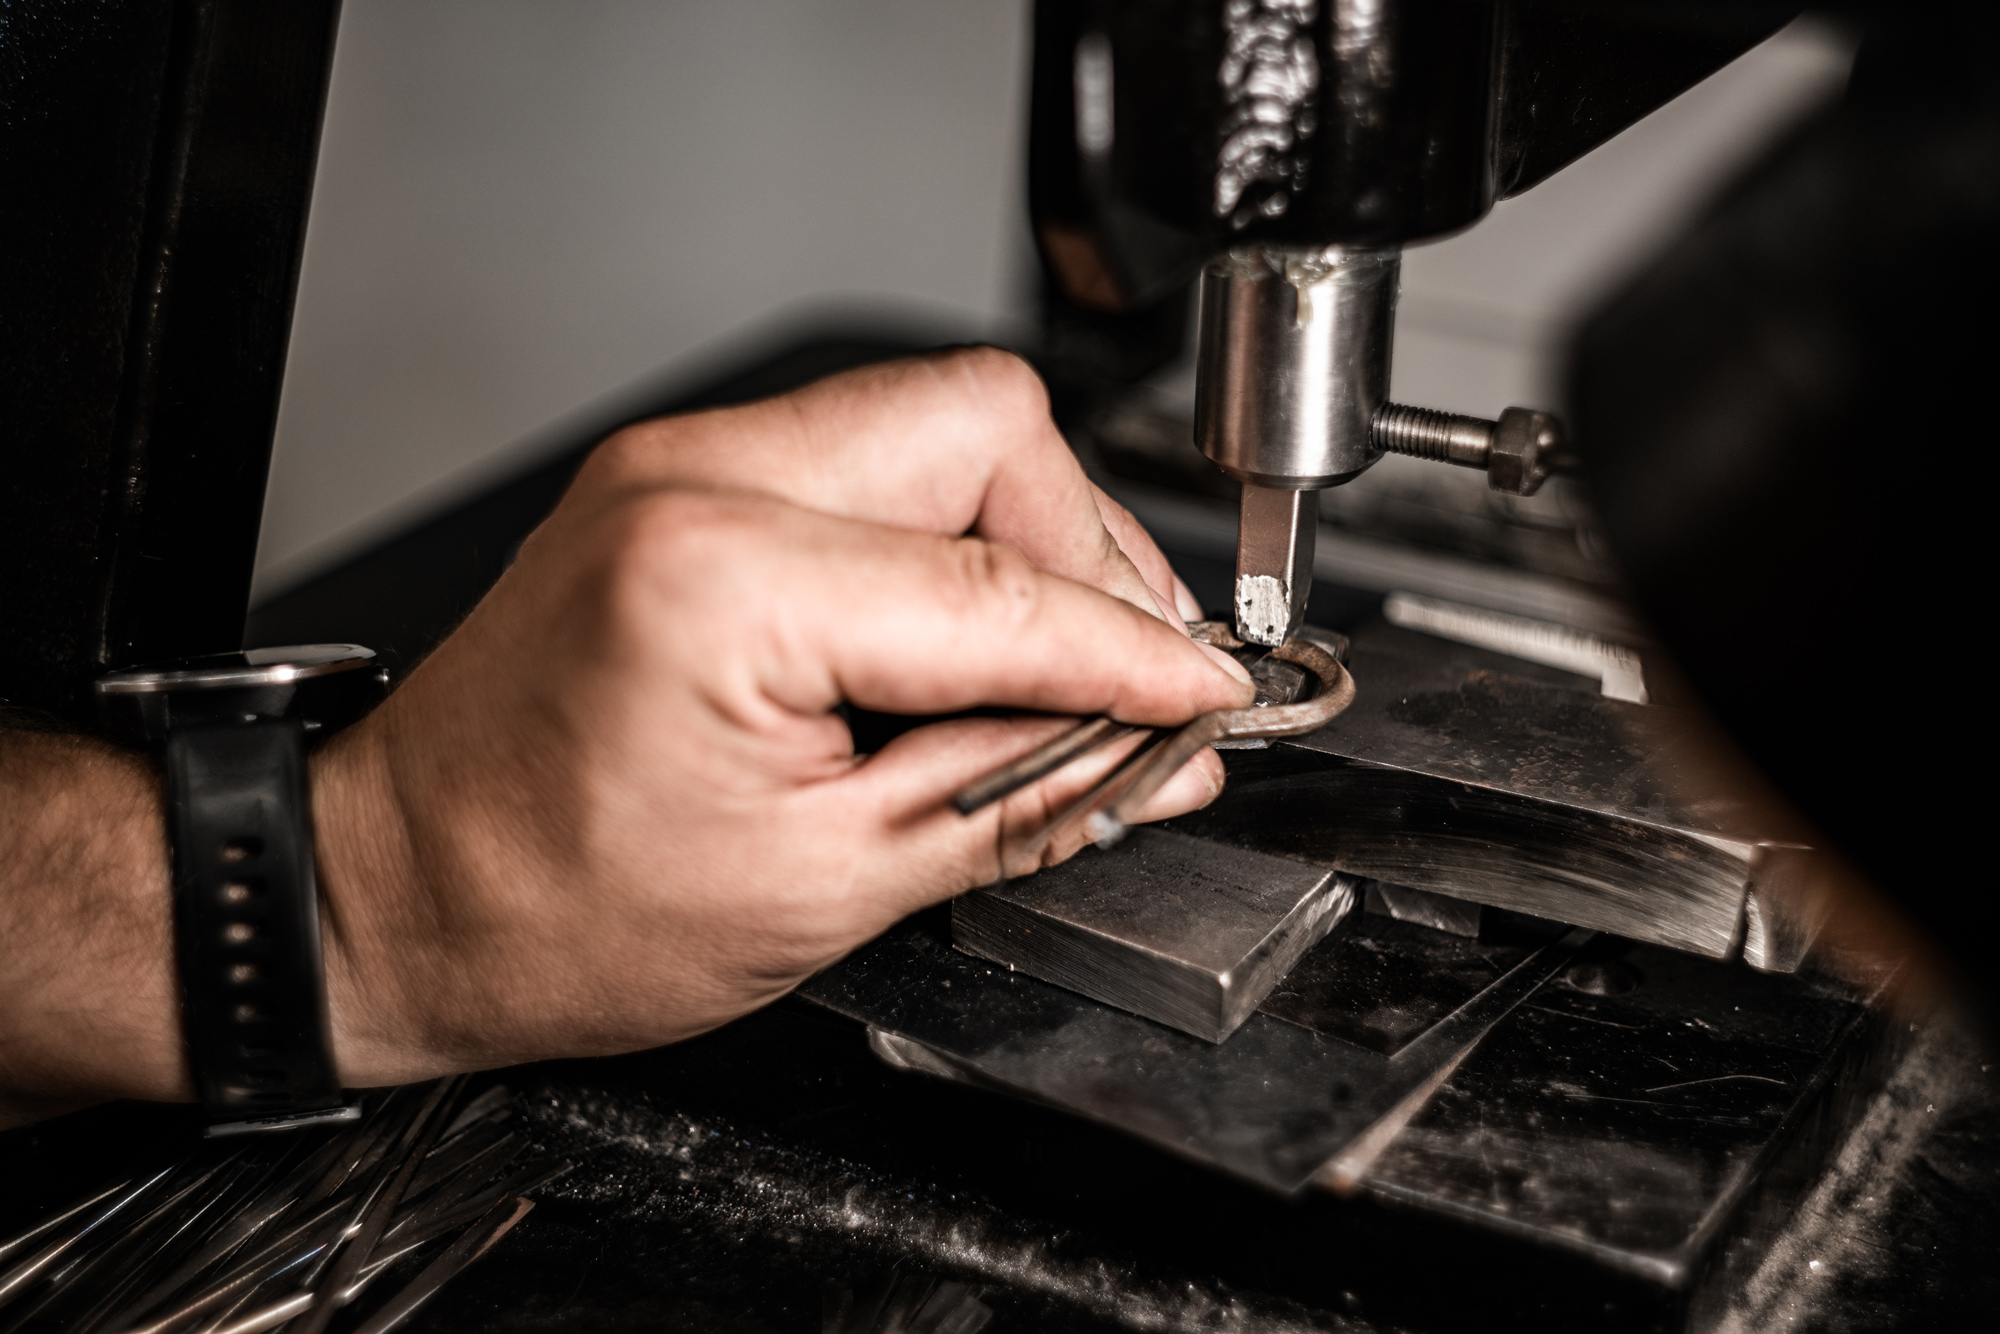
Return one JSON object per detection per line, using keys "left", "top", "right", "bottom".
{"left": 1193, "top": 245, "right": 1400, "bottom": 489}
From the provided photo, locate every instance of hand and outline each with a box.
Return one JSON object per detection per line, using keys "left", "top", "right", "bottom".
{"left": 311, "top": 348, "right": 1253, "bottom": 1086}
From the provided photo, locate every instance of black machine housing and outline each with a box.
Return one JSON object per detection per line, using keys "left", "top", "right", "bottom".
{"left": 1029, "top": 0, "right": 1801, "bottom": 322}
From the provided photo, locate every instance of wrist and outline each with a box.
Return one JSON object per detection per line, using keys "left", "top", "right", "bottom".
{"left": 310, "top": 716, "right": 439, "bottom": 1089}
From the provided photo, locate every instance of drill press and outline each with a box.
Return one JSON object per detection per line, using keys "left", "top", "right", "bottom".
{"left": 1028, "top": 0, "right": 1774, "bottom": 646}
{"left": 1195, "top": 242, "right": 1565, "bottom": 643}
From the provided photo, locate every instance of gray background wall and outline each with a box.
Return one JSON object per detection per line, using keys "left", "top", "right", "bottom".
{"left": 254, "top": 1, "right": 1855, "bottom": 601}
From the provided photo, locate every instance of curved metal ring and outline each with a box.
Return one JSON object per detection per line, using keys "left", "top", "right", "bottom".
{"left": 1076, "top": 633, "right": 1356, "bottom": 847}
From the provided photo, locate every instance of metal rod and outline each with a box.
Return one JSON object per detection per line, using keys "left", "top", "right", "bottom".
{"left": 347, "top": 1197, "right": 534, "bottom": 1334}
{"left": 109, "top": 1203, "right": 347, "bottom": 1334}
{"left": 1080, "top": 637, "right": 1356, "bottom": 847}
{"left": 0, "top": 1181, "right": 131, "bottom": 1267}
{"left": 950, "top": 716, "right": 1139, "bottom": 815}
{"left": 98, "top": 1134, "right": 349, "bottom": 1331}
{"left": 0, "top": 1163, "right": 179, "bottom": 1309}
{"left": 992, "top": 628, "right": 1355, "bottom": 856}
{"left": 289, "top": 1077, "right": 460, "bottom": 1334}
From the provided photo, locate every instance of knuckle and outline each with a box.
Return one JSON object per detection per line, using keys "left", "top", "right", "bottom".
{"left": 578, "top": 420, "right": 674, "bottom": 489}
{"left": 601, "top": 491, "right": 757, "bottom": 608}
{"left": 950, "top": 537, "right": 1042, "bottom": 628}
{"left": 944, "top": 345, "right": 1050, "bottom": 422}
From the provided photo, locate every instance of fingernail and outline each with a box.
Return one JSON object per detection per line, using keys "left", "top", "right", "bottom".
{"left": 1196, "top": 641, "right": 1254, "bottom": 686}
{"left": 1173, "top": 579, "right": 1205, "bottom": 624}
{"left": 1149, "top": 587, "right": 1190, "bottom": 633}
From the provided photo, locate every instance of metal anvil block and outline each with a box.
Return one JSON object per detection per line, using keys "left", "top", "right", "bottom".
{"left": 1175, "top": 624, "right": 1829, "bottom": 968}
{"left": 952, "top": 828, "right": 1354, "bottom": 1042}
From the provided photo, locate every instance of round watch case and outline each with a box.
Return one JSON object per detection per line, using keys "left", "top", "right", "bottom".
{"left": 96, "top": 643, "right": 387, "bottom": 745}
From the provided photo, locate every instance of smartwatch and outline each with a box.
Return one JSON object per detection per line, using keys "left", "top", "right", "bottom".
{"left": 96, "top": 645, "right": 388, "bottom": 1135}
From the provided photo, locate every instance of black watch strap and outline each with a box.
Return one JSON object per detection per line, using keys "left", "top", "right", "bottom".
{"left": 163, "top": 718, "right": 352, "bottom": 1133}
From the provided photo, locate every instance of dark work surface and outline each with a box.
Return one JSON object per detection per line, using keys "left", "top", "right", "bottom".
{"left": 4, "top": 989, "right": 1996, "bottom": 1334}
{"left": 1260, "top": 912, "right": 1531, "bottom": 1055}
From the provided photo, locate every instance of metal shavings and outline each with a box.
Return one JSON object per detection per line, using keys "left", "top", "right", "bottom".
{"left": 0, "top": 1081, "right": 565, "bottom": 1334}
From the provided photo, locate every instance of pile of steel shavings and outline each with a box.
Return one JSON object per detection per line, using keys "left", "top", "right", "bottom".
{"left": 0, "top": 1079, "right": 567, "bottom": 1334}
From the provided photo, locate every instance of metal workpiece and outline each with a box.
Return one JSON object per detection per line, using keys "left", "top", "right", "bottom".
{"left": 957, "top": 623, "right": 1355, "bottom": 858}
{"left": 1194, "top": 245, "right": 1399, "bottom": 490}
{"left": 1070, "top": 631, "right": 1355, "bottom": 851}
{"left": 1371, "top": 403, "right": 1572, "bottom": 496}
{"left": 1233, "top": 483, "right": 1317, "bottom": 646}
{"left": 953, "top": 829, "right": 1356, "bottom": 1043}
{"left": 949, "top": 715, "right": 1137, "bottom": 816}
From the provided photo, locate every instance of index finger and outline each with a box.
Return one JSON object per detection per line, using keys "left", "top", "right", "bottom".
{"left": 584, "top": 348, "right": 1179, "bottom": 625}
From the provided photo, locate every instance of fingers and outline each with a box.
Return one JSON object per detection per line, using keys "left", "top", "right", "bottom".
{"left": 1089, "top": 484, "right": 1193, "bottom": 629}
{"left": 805, "top": 713, "right": 1229, "bottom": 920}
{"left": 1172, "top": 574, "right": 1206, "bottom": 623}
{"left": 642, "top": 492, "right": 1253, "bottom": 726}
{"left": 582, "top": 348, "right": 1173, "bottom": 625}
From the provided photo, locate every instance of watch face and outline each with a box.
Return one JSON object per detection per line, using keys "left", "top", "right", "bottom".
{"left": 96, "top": 644, "right": 376, "bottom": 695}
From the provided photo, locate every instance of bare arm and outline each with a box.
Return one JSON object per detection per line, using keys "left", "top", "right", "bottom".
{"left": 0, "top": 348, "right": 1250, "bottom": 1122}
{"left": 0, "top": 729, "right": 190, "bottom": 1126}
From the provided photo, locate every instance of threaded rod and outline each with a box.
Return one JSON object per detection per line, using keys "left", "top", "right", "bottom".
{"left": 1371, "top": 402, "right": 1494, "bottom": 469}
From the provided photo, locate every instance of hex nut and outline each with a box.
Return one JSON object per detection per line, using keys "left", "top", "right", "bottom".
{"left": 1488, "top": 407, "right": 1564, "bottom": 496}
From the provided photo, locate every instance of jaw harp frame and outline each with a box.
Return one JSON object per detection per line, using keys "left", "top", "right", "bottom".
{"left": 951, "top": 622, "right": 1357, "bottom": 853}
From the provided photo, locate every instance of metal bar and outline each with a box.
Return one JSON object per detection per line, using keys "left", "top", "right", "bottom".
{"left": 111, "top": 1196, "right": 350, "bottom": 1333}
{"left": 27, "top": 1161, "right": 245, "bottom": 1334}
{"left": 1076, "top": 637, "right": 1356, "bottom": 848}
{"left": 97, "top": 1133, "right": 351, "bottom": 1331}
{"left": 346, "top": 1197, "right": 534, "bottom": 1334}
{"left": 1008, "top": 730, "right": 1171, "bottom": 861}
{"left": 288, "top": 1077, "right": 460, "bottom": 1334}
{"left": 0, "top": 1163, "right": 179, "bottom": 1309}
{"left": 951, "top": 715, "right": 1140, "bottom": 815}
{"left": 0, "top": 1181, "right": 130, "bottom": 1267}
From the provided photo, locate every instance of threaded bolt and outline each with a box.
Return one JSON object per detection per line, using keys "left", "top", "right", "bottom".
{"left": 1369, "top": 402, "right": 1569, "bottom": 496}
{"left": 1371, "top": 403, "right": 1495, "bottom": 468}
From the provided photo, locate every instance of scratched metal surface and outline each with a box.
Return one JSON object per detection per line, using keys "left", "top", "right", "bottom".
{"left": 1167, "top": 626, "right": 1771, "bottom": 958}
{"left": 1282, "top": 626, "right": 1755, "bottom": 838}
{"left": 1360, "top": 939, "right": 1880, "bottom": 1282}
{"left": 952, "top": 828, "right": 1348, "bottom": 1041}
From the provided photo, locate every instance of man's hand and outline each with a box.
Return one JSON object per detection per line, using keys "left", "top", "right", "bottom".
{"left": 0, "top": 348, "right": 1248, "bottom": 1115}
{"left": 309, "top": 349, "right": 1251, "bottom": 1086}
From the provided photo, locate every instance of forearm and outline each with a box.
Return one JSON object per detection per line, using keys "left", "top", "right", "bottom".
{"left": 0, "top": 728, "right": 191, "bottom": 1126}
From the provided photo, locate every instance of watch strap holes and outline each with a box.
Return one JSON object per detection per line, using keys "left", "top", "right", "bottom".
{"left": 222, "top": 922, "right": 258, "bottom": 944}
{"left": 220, "top": 880, "right": 262, "bottom": 904}
{"left": 220, "top": 837, "right": 264, "bottom": 863}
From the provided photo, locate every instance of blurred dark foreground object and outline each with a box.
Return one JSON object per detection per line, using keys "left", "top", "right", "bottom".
{"left": 1573, "top": 2, "right": 2000, "bottom": 1007}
